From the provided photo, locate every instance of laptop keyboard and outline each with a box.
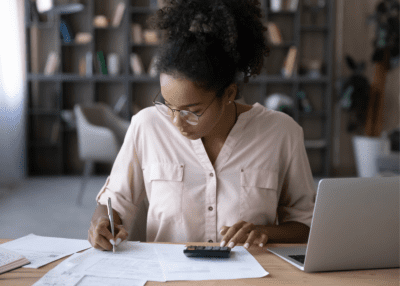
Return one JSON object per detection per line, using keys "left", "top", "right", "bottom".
{"left": 289, "top": 255, "right": 305, "bottom": 264}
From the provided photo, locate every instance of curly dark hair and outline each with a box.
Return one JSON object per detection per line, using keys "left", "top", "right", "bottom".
{"left": 147, "top": 0, "right": 270, "bottom": 99}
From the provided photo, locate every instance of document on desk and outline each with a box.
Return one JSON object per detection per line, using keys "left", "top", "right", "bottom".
{"left": 33, "top": 252, "right": 147, "bottom": 286}
{"left": 33, "top": 241, "right": 268, "bottom": 284}
{"left": 153, "top": 243, "right": 269, "bottom": 281}
{"left": 0, "top": 234, "right": 91, "bottom": 268}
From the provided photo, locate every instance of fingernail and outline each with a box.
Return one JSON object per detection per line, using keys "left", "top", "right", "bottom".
{"left": 259, "top": 243, "right": 263, "bottom": 247}
{"left": 110, "top": 239, "right": 115, "bottom": 245}
{"left": 116, "top": 238, "right": 121, "bottom": 246}
{"left": 244, "top": 243, "right": 249, "bottom": 249}
{"left": 228, "top": 241, "right": 235, "bottom": 248}
{"left": 220, "top": 240, "right": 226, "bottom": 247}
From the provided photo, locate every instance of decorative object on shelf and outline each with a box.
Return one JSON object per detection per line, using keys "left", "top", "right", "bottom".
{"left": 111, "top": 2, "right": 126, "bottom": 28}
{"left": 264, "top": 93, "right": 294, "bottom": 118}
{"left": 270, "top": 0, "right": 283, "bottom": 12}
{"left": 281, "top": 46, "right": 297, "bottom": 78}
{"left": 107, "top": 53, "right": 120, "bottom": 76}
{"left": 96, "top": 51, "right": 108, "bottom": 75}
{"left": 296, "top": 90, "right": 313, "bottom": 113}
{"left": 74, "top": 32, "right": 92, "bottom": 44}
{"left": 44, "top": 51, "right": 59, "bottom": 75}
{"left": 339, "top": 55, "right": 370, "bottom": 133}
{"left": 131, "top": 23, "right": 143, "bottom": 44}
{"left": 60, "top": 18, "right": 74, "bottom": 43}
{"left": 143, "top": 30, "right": 159, "bottom": 45}
{"left": 85, "top": 52, "right": 93, "bottom": 76}
{"left": 93, "top": 15, "right": 109, "bottom": 28}
{"left": 265, "top": 22, "right": 283, "bottom": 45}
{"left": 301, "top": 59, "right": 323, "bottom": 78}
{"left": 148, "top": 55, "right": 159, "bottom": 77}
{"left": 130, "top": 53, "right": 144, "bottom": 75}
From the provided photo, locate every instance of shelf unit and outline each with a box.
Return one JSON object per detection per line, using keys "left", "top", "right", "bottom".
{"left": 25, "top": 0, "right": 334, "bottom": 177}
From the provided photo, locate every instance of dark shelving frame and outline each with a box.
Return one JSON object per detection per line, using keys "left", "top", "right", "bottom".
{"left": 25, "top": 0, "right": 334, "bottom": 178}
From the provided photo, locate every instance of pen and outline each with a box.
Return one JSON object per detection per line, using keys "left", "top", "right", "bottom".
{"left": 107, "top": 197, "right": 115, "bottom": 253}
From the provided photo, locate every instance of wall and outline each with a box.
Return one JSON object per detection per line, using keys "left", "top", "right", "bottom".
{"left": 332, "top": 0, "right": 399, "bottom": 177}
{"left": 0, "top": 0, "right": 26, "bottom": 186}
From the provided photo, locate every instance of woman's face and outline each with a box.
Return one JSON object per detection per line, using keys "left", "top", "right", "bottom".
{"left": 160, "top": 73, "right": 228, "bottom": 140}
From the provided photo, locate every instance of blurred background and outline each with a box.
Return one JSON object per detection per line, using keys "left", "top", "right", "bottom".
{"left": 0, "top": 0, "right": 399, "bottom": 239}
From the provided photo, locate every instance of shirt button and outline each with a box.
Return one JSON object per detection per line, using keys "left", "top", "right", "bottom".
{"left": 208, "top": 206, "right": 213, "bottom": 211}
{"left": 209, "top": 173, "right": 214, "bottom": 177}
{"left": 208, "top": 240, "right": 213, "bottom": 243}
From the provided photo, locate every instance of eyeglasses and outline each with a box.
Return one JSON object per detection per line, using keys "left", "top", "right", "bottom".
{"left": 152, "top": 90, "right": 218, "bottom": 125}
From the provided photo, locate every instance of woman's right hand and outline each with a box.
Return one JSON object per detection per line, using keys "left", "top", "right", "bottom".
{"left": 88, "top": 215, "right": 129, "bottom": 251}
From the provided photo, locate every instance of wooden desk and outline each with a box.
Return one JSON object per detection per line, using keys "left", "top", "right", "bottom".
{"left": 1, "top": 239, "right": 398, "bottom": 285}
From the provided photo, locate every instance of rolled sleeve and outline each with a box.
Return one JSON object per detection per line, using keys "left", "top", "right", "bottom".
{"left": 277, "top": 129, "right": 316, "bottom": 228}
{"left": 95, "top": 116, "right": 146, "bottom": 237}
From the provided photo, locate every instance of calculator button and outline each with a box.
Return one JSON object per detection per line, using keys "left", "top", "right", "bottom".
{"left": 204, "top": 246, "right": 213, "bottom": 250}
{"left": 212, "top": 247, "right": 220, "bottom": 250}
{"left": 187, "top": 246, "right": 195, "bottom": 250}
{"left": 196, "top": 246, "right": 205, "bottom": 250}
{"left": 220, "top": 247, "right": 229, "bottom": 251}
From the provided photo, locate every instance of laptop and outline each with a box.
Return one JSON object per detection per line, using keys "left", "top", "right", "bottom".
{"left": 268, "top": 176, "right": 399, "bottom": 273}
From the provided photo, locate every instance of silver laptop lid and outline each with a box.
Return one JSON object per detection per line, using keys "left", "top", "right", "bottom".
{"left": 304, "top": 176, "right": 399, "bottom": 272}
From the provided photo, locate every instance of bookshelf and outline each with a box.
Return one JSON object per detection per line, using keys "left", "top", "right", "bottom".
{"left": 25, "top": 0, "right": 334, "bottom": 178}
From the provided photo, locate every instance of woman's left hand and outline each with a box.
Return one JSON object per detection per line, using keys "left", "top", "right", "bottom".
{"left": 220, "top": 220, "right": 268, "bottom": 249}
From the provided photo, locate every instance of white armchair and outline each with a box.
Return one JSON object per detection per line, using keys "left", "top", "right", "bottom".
{"left": 74, "top": 103, "right": 130, "bottom": 205}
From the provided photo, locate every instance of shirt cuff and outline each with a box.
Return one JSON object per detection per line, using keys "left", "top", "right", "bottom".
{"left": 96, "top": 177, "right": 139, "bottom": 238}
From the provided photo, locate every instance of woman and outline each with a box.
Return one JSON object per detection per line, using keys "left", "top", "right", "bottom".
{"left": 88, "top": 0, "right": 315, "bottom": 251}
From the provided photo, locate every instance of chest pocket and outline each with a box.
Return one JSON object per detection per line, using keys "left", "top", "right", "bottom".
{"left": 240, "top": 169, "right": 278, "bottom": 225}
{"left": 147, "top": 163, "right": 184, "bottom": 222}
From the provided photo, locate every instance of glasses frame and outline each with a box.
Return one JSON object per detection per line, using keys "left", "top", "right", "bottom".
{"left": 152, "top": 89, "right": 219, "bottom": 124}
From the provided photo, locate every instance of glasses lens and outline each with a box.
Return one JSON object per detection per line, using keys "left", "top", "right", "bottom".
{"left": 180, "top": 111, "right": 198, "bottom": 125}
{"left": 155, "top": 102, "right": 173, "bottom": 117}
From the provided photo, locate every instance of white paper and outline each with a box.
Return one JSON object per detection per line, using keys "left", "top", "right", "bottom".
{"left": 62, "top": 241, "right": 166, "bottom": 282}
{"left": 152, "top": 244, "right": 269, "bottom": 281}
{"left": 0, "top": 234, "right": 91, "bottom": 268}
{"left": 75, "top": 275, "right": 147, "bottom": 286}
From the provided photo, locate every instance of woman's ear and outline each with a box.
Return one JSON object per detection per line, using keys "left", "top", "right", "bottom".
{"left": 224, "top": 83, "right": 238, "bottom": 104}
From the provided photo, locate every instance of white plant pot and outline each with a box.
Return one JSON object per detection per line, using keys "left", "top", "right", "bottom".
{"left": 352, "top": 136, "right": 391, "bottom": 177}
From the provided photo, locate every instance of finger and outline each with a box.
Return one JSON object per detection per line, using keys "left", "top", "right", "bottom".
{"left": 96, "top": 219, "right": 116, "bottom": 246}
{"left": 219, "top": 226, "right": 229, "bottom": 236}
{"left": 93, "top": 232, "right": 113, "bottom": 251}
{"left": 227, "top": 222, "right": 254, "bottom": 248}
{"left": 221, "top": 221, "right": 247, "bottom": 248}
{"left": 114, "top": 224, "right": 129, "bottom": 245}
{"left": 243, "top": 229, "right": 259, "bottom": 249}
{"left": 259, "top": 233, "right": 268, "bottom": 248}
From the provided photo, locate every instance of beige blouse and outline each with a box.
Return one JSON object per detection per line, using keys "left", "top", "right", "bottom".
{"left": 96, "top": 102, "right": 316, "bottom": 243}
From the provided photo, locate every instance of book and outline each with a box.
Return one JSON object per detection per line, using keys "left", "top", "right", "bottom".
{"left": 281, "top": 46, "right": 297, "bottom": 78}
{"left": 287, "top": 0, "right": 299, "bottom": 12}
{"left": 44, "top": 52, "right": 59, "bottom": 75}
{"left": 79, "top": 57, "right": 86, "bottom": 76}
{"left": 111, "top": 2, "right": 125, "bottom": 28}
{"left": 0, "top": 246, "right": 30, "bottom": 274}
{"left": 130, "top": 53, "right": 144, "bottom": 75}
{"left": 60, "top": 18, "right": 74, "bottom": 43}
{"left": 266, "top": 22, "right": 283, "bottom": 45}
{"left": 86, "top": 52, "right": 93, "bottom": 76}
{"left": 97, "top": 51, "right": 108, "bottom": 75}
{"left": 148, "top": 55, "right": 159, "bottom": 77}
{"left": 131, "top": 23, "right": 143, "bottom": 44}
